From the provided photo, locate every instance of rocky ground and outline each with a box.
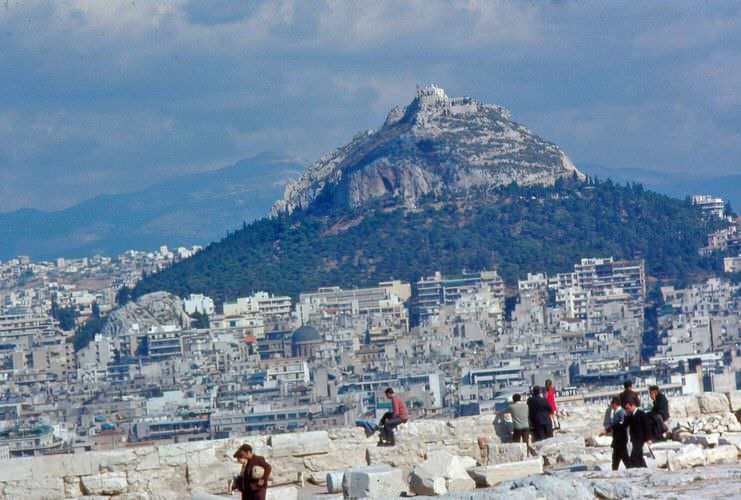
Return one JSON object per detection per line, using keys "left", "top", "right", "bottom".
{"left": 2, "top": 391, "right": 740, "bottom": 499}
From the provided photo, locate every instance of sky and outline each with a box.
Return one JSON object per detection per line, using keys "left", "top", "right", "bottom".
{"left": 1, "top": 0, "right": 740, "bottom": 212}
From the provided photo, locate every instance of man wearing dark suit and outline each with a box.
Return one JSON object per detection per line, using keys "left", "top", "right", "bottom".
{"left": 527, "top": 386, "right": 553, "bottom": 441}
{"left": 648, "top": 385, "right": 669, "bottom": 440}
{"left": 624, "top": 395, "right": 652, "bottom": 468}
{"left": 233, "top": 444, "right": 272, "bottom": 500}
{"left": 600, "top": 396, "right": 630, "bottom": 470}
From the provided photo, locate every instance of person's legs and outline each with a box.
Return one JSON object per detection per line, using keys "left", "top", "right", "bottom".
{"left": 384, "top": 417, "right": 402, "bottom": 444}
{"left": 544, "top": 422, "right": 554, "bottom": 439}
{"left": 531, "top": 425, "right": 545, "bottom": 442}
{"left": 629, "top": 441, "right": 646, "bottom": 468}
{"left": 512, "top": 429, "right": 524, "bottom": 443}
{"left": 377, "top": 412, "right": 393, "bottom": 443}
{"left": 612, "top": 445, "right": 629, "bottom": 470}
{"left": 611, "top": 447, "right": 620, "bottom": 471}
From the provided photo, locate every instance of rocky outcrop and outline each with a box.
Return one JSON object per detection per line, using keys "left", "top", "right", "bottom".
{"left": 271, "top": 84, "right": 583, "bottom": 216}
{"left": 101, "top": 291, "right": 191, "bottom": 337}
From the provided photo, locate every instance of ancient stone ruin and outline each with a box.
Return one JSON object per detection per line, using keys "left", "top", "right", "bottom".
{"left": 2, "top": 391, "right": 740, "bottom": 499}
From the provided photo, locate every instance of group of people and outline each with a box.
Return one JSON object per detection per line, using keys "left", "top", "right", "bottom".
{"left": 600, "top": 381, "right": 670, "bottom": 470}
{"left": 231, "top": 387, "right": 410, "bottom": 498}
{"left": 230, "top": 380, "right": 669, "bottom": 497}
{"left": 499, "top": 379, "right": 559, "bottom": 445}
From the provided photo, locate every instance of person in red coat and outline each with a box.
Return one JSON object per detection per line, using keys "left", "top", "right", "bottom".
{"left": 232, "top": 444, "right": 272, "bottom": 500}
{"left": 544, "top": 379, "right": 559, "bottom": 430}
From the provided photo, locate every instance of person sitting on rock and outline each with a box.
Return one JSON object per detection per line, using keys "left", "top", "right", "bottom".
{"left": 624, "top": 395, "right": 652, "bottom": 468}
{"left": 378, "top": 387, "right": 409, "bottom": 446}
{"left": 527, "top": 385, "right": 553, "bottom": 442}
{"left": 600, "top": 396, "right": 630, "bottom": 470}
{"left": 232, "top": 443, "right": 272, "bottom": 500}
{"left": 648, "top": 385, "right": 669, "bottom": 440}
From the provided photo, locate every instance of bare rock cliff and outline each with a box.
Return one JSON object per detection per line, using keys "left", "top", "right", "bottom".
{"left": 271, "top": 84, "right": 583, "bottom": 215}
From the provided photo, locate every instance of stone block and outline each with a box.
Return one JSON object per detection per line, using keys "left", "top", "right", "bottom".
{"left": 3, "top": 477, "right": 65, "bottom": 500}
{"left": 530, "top": 434, "right": 585, "bottom": 466}
{"left": 649, "top": 441, "right": 682, "bottom": 468}
{"left": 487, "top": 442, "right": 527, "bottom": 464}
{"left": 159, "top": 441, "right": 216, "bottom": 466}
{"left": 704, "top": 444, "right": 739, "bottom": 465}
{"left": 64, "top": 476, "right": 82, "bottom": 497}
{"left": 667, "top": 444, "right": 706, "bottom": 470}
{"left": 585, "top": 435, "right": 612, "bottom": 447}
{"left": 31, "top": 453, "right": 97, "bottom": 479}
{"left": 681, "top": 432, "right": 720, "bottom": 448}
{"left": 95, "top": 448, "right": 138, "bottom": 472}
{"left": 366, "top": 440, "right": 429, "bottom": 471}
{"left": 127, "top": 466, "right": 188, "bottom": 497}
{"left": 326, "top": 471, "right": 344, "bottom": 493}
{"left": 303, "top": 444, "right": 366, "bottom": 472}
{"left": 267, "top": 485, "right": 299, "bottom": 500}
{"left": 409, "top": 450, "right": 476, "bottom": 496}
{"left": 0, "top": 456, "right": 34, "bottom": 481}
{"left": 186, "top": 463, "right": 234, "bottom": 493}
{"left": 719, "top": 432, "right": 741, "bottom": 451}
{"left": 398, "top": 419, "right": 450, "bottom": 443}
{"left": 81, "top": 472, "right": 128, "bottom": 496}
{"left": 269, "top": 430, "right": 330, "bottom": 457}
{"left": 342, "top": 464, "right": 405, "bottom": 499}
{"left": 467, "top": 458, "right": 543, "bottom": 487}
{"left": 728, "top": 390, "right": 741, "bottom": 413}
{"left": 697, "top": 392, "right": 731, "bottom": 414}
{"left": 670, "top": 396, "right": 701, "bottom": 418}
{"left": 191, "top": 492, "right": 232, "bottom": 500}
{"left": 134, "top": 448, "right": 161, "bottom": 471}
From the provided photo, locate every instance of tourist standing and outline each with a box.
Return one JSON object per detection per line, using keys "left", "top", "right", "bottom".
{"left": 544, "top": 379, "right": 559, "bottom": 430}
{"left": 499, "top": 393, "right": 530, "bottom": 444}
{"left": 619, "top": 380, "right": 640, "bottom": 408}
{"left": 624, "top": 396, "right": 652, "bottom": 468}
{"left": 600, "top": 396, "right": 630, "bottom": 470}
{"left": 527, "top": 386, "right": 553, "bottom": 441}
{"left": 378, "top": 387, "right": 409, "bottom": 446}
{"left": 233, "top": 444, "right": 272, "bottom": 500}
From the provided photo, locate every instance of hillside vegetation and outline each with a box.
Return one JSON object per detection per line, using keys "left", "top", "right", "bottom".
{"left": 132, "top": 179, "right": 723, "bottom": 303}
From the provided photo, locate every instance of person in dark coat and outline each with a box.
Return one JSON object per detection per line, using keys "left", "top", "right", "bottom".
{"left": 648, "top": 385, "right": 669, "bottom": 440}
{"left": 600, "top": 396, "right": 630, "bottom": 470}
{"left": 619, "top": 380, "right": 640, "bottom": 408}
{"left": 527, "top": 386, "right": 553, "bottom": 442}
{"left": 232, "top": 444, "right": 272, "bottom": 500}
{"left": 624, "top": 395, "right": 652, "bottom": 468}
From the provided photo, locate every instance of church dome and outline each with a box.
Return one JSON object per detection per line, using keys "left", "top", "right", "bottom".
{"left": 292, "top": 325, "right": 321, "bottom": 344}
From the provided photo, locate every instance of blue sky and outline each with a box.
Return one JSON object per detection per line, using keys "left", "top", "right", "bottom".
{"left": 1, "top": 0, "right": 740, "bottom": 211}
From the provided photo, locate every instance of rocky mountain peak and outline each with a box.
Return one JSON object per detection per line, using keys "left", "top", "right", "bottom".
{"left": 271, "top": 85, "right": 583, "bottom": 216}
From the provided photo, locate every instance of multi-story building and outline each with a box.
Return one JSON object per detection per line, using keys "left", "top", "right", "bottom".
{"left": 298, "top": 281, "right": 410, "bottom": 326}
{"left": 692, "top": 195, "right": 725, "bottom": 219}
{"left": 414, "top": 271, "right": 503, "bottom": 323}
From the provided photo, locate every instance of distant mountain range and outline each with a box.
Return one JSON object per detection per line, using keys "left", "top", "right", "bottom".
{"left": 0, "top": 153, "right": 303, "bottom": 260}
{"left": 581, "top": 163, "right": 741, "bottom": 210}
